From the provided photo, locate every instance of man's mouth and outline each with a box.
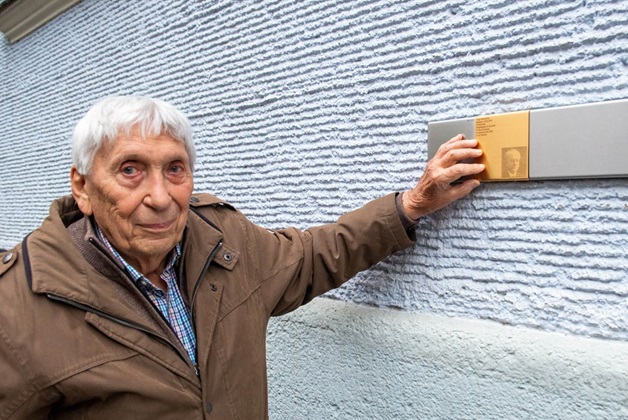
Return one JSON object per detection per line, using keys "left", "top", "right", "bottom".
{"left": 139, "top": 219, "right": 176, "bottom": 231}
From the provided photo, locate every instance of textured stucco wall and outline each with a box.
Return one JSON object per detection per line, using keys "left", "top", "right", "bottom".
{"left": 2, "top": 0, "right": 625, "bottom": 341}
{"left": 0, "top": 1, "right": 627, "bottom": 416}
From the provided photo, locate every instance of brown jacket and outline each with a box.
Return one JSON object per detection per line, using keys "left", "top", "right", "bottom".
{"left": 0, "top": 193, "right": 415, "bottom": 419}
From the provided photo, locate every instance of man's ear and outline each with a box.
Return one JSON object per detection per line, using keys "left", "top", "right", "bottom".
{"left": 70, "top": 167, "right": 93, "bottom": 216}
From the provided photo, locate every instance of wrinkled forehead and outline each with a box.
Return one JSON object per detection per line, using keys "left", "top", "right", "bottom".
{"left": 110, "top": 123, "right": 185, "bottom": 145}
{"left": 97, "top": 127, "right": 191, "bottom": 163}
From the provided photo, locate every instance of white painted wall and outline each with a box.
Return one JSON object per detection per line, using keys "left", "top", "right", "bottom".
{"left": 0, "top": 0, "right": 626, "bottom": 417}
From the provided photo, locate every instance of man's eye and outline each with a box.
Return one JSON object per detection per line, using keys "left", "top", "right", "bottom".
{"left": 169, "top": 165, "right": 184, "bottom": 174}
{"left": 121, "top": 166, "right": 137, "bottom": 175}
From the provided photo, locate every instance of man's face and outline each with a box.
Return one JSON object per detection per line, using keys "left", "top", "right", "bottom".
{"left": 505, "top": 150, "right": 521, "bottom": 174}
{"left": 72, "top": 128, "right": 194, "bottom": 272}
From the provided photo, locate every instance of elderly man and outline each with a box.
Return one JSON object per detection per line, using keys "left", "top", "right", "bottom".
{"left": 0, "top": 96, "right": 483, "bottom": 419}
{"left": 503, "top": 147, "right": 523, "bottom": 178}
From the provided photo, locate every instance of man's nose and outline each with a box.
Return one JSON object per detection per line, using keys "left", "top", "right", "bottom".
{"left": 143, "top": 173, "right": 171, "bottom": 209}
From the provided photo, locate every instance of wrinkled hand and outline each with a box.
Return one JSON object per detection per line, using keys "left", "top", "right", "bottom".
{"left": 402, "top": 134, "right": 484, "bottom": 220}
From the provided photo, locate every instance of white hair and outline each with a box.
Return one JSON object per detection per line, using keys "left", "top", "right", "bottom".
{"left": 71, "top": 96, "right": 196, "bottom": 174}
{"left": 504, "top": 148, "right": 521, "bottom": 159}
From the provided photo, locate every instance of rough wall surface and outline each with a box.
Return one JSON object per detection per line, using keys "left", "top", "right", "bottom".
{"left": 267, "top": 298, "right": 628, "bottom": 420}
{"left": 0, "top": 0, "right": 627, "bottom": 339}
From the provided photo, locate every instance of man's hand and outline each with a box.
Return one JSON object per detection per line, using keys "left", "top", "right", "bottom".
{"left": 402, "top": 134, "right": 484, "bottom": 220}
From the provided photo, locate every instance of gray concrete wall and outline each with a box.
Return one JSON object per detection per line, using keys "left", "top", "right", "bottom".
{"left": 268, "top": 298, "right": 628, "bottom": 419}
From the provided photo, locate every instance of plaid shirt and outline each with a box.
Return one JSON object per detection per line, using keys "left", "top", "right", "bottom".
{"left": 95, "top": 225, "right": 197, "bottom": 366}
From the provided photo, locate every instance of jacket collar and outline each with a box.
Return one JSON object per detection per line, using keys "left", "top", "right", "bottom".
{"left": 25, "top": 195, "right": 227, "bottom": 321}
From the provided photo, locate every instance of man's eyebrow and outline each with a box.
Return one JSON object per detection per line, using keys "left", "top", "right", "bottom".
{"left": 111, "top": 152, "right": 189, "bottom": 163}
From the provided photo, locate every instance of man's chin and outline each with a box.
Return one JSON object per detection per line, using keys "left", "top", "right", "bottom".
{"left": 132, "top": 238, "right": 179, "bottom": 258}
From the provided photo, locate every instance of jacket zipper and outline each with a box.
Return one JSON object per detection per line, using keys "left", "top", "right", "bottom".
{"left": 46, "top": 293, "right": 158, "bottom": 337}
{"left": 188, "top": 239, "right": 223, "bottom": 370}
{"left": 191, "top": 239, "right": 223, "bottom": 311}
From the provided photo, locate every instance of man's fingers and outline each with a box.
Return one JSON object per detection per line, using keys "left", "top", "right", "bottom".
{"left": 441, "top": 147, "right": 483, "bottom": 166}
{"left": 447, "top": 162, "right": 485, "bottom": 179}
{"left": 435, "top": 135, "right": 479, "bottom": 159}
{"left": 448, "top": 178, "right": 481, "bottom": 198}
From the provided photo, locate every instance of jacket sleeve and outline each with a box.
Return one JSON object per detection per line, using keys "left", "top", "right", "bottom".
{"left": 245, "top": 193, "right": 416, "bottom": 316}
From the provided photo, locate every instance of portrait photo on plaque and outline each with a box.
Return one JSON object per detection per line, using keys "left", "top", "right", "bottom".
{"left": 501, "top": 146, "right": 528, "bottom": 179}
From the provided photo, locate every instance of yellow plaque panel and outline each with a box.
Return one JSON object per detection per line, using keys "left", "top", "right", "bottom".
{"left": 428, "top": 99, "right": 628, "bottom": 181}
{"left": 475, "top": 111, "right": 529, "bottom": 181}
